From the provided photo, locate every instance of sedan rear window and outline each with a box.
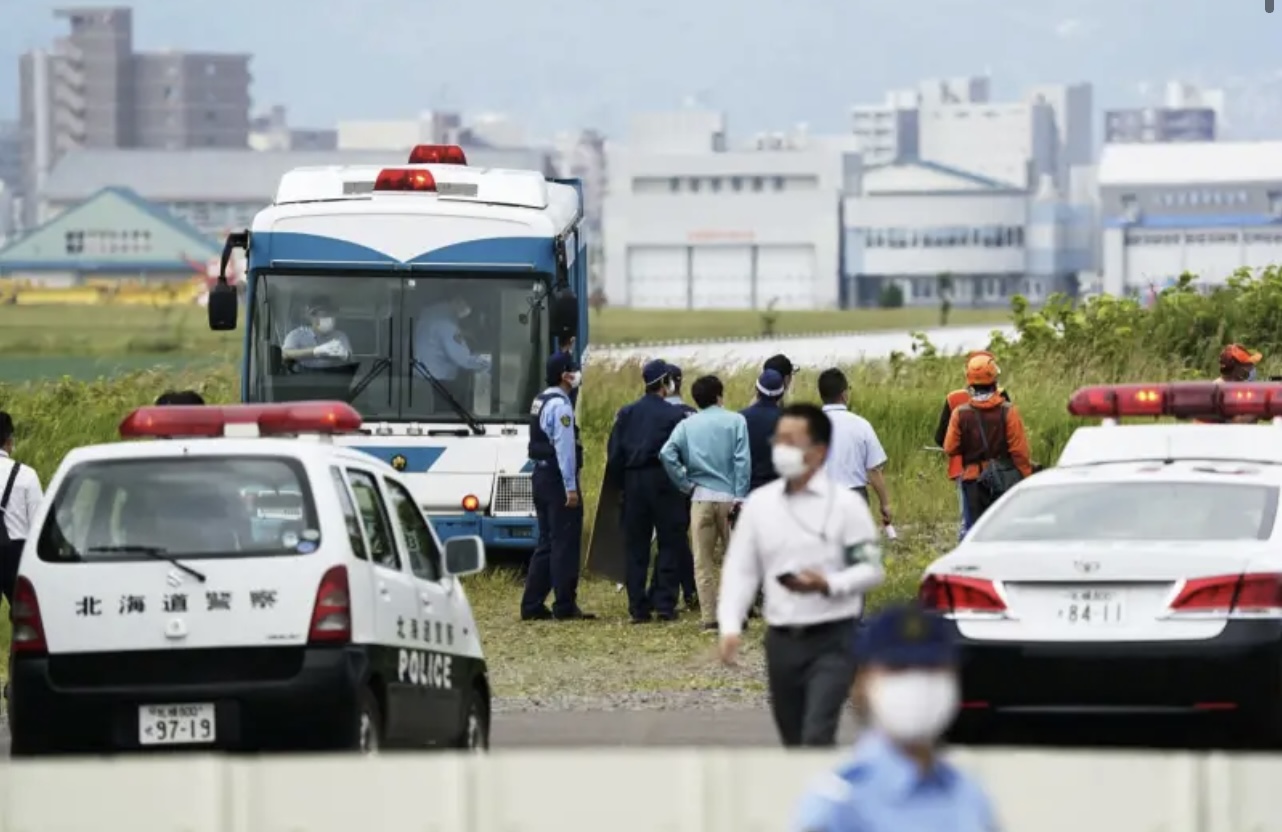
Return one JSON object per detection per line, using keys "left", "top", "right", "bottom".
{"left": 970, "top": 482, "right": 1279, "bottom": 542}
{"left": 36, "top": 457, "right": 319, "bottom": 562}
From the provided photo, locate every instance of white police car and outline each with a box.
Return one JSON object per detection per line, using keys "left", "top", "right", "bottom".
{"left": 8, "top": 401, "right": 491, "bottom": 756}
{"left": 920, "top": 382, "right": 1282, "bottom": 744}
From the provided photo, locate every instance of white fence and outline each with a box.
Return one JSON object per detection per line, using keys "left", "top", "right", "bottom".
{"left": 0, "top": 748, "right": 1279, "bottom": 831}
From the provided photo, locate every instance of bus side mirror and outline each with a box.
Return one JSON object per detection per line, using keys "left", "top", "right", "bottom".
{"left": 209, "top": 231, "right": 247, "bottom": 331}
{"left": 550, "top": 289, "right": 578, "bottom": 343}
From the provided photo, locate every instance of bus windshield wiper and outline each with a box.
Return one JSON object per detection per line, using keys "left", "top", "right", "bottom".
{"left": 347, "top": 358, "right": 392, "bottom": 403}
{"left": 86, "top": 546, "right": 207, "bottom": 582}
{"left": 409, "top": 359, "right": 486, "bottom": 436}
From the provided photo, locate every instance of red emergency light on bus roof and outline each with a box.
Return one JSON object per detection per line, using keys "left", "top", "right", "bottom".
{"left": 373, "top": 168, "right": 437, "bottom": 192}
{"left": 1067, "top": 382, "right": 1282, "bottom": 420}
{"left": 119, "top": 402, "right": 363, "bottom": 438}
{"left": 407, "top": 144, "right": 467, "bottom": 165}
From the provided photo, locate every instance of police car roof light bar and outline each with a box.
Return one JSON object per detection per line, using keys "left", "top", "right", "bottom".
{"left": 407, "top": 144, "right": 467, "bottom": 165}
{"left": 373, "top": 168, "right": 437, "bottom": 192}
{"left": 1067, "top": 382, "right": 1282, "bottom": 421}
{"left": 118, "top": 402, "right": 363, "bottom": 439}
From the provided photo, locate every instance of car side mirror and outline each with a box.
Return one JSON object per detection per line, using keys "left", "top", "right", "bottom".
{"left": 443, "top": 535, "right": 486, "bottom": 577}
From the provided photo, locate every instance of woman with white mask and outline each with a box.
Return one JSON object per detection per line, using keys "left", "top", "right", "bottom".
{"left": 792, "top": 603, "right": 1001, "bottom": 832}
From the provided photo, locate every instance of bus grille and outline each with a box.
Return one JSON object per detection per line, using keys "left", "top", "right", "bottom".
{"left": 493, "top": 475, "right": 534, "bottom": 515}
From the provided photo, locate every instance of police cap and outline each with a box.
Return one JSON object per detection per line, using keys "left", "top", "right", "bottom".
{"left": 764, "top": 354, "right": 795, "bottom": 377}
{"left": 546, "top": 351, "right": 580, "bottom": 385}
{"left": 666, "top": 363, "right": 683, "bottom": 382}
{"left": 756, "top": 369, "right": 786, "bottom": 397}
{"left": 642, "top": 359, "right": 670, "bottom": 386}
{"left": 854, "top": 603, "right": 958, "bottom": 668}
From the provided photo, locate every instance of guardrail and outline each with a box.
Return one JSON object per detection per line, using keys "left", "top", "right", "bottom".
{"left": 0, "top": 749, "right": 1277, "bottom": 831}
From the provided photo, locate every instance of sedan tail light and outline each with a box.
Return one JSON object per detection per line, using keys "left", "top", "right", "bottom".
{"left": 919, "top": 574, "right": 1006, "bottom": 616}
{"left": 1169, "top": 573, "right": 1282, "bottom": 616}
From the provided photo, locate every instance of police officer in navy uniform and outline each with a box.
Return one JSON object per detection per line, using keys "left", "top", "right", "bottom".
{"left": 741, "top": 368, "right": 788, "bottom": 491}
{"left": 792, "top": 603, "right": 1000, "bottom": 832}
{"left": 606, "top": 359, "right": 688, "bottom": 623}
{"left": 521, "top": 352, "right": 596, "bottom": 621}
{"left": 663, "top": 363, "right": 700, "bottom": 611}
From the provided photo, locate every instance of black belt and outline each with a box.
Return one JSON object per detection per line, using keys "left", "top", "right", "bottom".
{"left": 852, "top": 486, "right": 868, "bottom": 500}
{"left": 768, "top": 617, "right": 858, "bottom": 638}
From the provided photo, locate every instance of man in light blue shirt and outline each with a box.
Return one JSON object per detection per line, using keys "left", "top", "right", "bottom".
{"left": 414, "top": 297, "right": 491, "bottom": 413}
{"left": 793, "top": 603, "right": 1000, "bottom": 832}
{"left": 659, "top": 374, "right": 750, "bottom": 631}
{"left": 281, "top": 298, "right": 354, "bottom": 370}
{"left": 817, "top": 368, "right": 892, "bottom": 528}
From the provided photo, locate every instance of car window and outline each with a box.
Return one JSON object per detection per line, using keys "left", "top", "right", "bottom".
{"left": 36, "top": 456, "right": 318, "bottom": 562}
{"left": 383, "top": 477, "right": 442, "bottom": 581}
{"left": 345, "top": 469, "right": 401, "bottom": 571}
{"left": 330, "top": 467, "right": 368, "bottom": 560}
{"left": 971, "top": 481, "right": 1280, "bottom": 542}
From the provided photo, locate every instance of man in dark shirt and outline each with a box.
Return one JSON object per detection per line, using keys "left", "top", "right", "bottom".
{"left": 740, "top": 368, "right": 787, "bottom": 491}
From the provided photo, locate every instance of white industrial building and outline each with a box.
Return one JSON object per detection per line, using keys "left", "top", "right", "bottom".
{"left": 842, "top": 162, "right": 1094, "bottom": 308}
{"left": 602, "top": 111, "right": 858, "bottom": 310}
{"left": 1099, "top": 141, "right": 1282, "bottom": 295}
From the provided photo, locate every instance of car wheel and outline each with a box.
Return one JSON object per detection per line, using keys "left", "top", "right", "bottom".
{"left": 357, "top": 686, "right": 382, "bottom": 754}
{"left": 457, "top": 690, "right": 489, "bottom": 751}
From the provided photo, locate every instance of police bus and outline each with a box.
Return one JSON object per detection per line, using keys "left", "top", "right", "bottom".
{"left": 206, "top": 145, "right": 588, "bottom": 553}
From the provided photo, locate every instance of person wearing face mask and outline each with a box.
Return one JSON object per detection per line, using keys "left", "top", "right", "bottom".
{"left": 792, "top": 603, "right": 1000, "bottom": 832}
{"left": 718, "top": 403, "right": 884, "bottom": 747}
{"left": 605, "top": 359, "right": 689, "bottom": 622}
{"left": 521, "top": 352, "right": 595, "bottom": 621}
{"left": 280, "top": 298, "right": 353, "bottom": 369}
{"left": 414, "top": 296, "right": 492, "bottom": 415}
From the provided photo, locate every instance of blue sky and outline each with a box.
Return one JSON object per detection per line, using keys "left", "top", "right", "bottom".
{"left": 2, "top": 0, "right": 1278, "bottom": 139}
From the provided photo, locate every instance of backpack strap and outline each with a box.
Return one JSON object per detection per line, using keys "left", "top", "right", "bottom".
{"left": 0, "top": 461, "right": 20, "bottom": 510}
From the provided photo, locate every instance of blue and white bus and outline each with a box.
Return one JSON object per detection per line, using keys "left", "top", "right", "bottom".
{"left": 207, "top": 145, "right": 588, "bottom": 552}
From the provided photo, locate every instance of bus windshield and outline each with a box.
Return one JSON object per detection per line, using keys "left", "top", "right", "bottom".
{"left": 246, "top": 272, "right": 548, "bottom": 423}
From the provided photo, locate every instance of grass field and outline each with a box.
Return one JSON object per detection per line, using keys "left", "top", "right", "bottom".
{"left": 0, "top": 304, "right": 1010, "bottom": 380}
{"left": 0, "top": 340, "right": 1105, "bottom": 698}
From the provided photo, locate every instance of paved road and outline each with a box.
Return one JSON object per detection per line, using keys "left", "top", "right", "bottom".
{"left": 0, "top": 708, "right": 858, "bottom": 753}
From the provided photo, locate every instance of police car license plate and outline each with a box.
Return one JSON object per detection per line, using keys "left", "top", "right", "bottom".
{"left": 138, "top": 703, "right": 215, "bottom": 745}
{"left": 1057, "top": 589, "right": 1125, "bottom": 625}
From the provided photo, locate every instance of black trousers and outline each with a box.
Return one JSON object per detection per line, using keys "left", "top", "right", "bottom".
{"left": 764, "top": 618, "right": 858, "bottom": 747}
{"left": 652, "top": 495, "right": 697, "bottom": 603}
{"left": 0, "top": 540, "right": 21, "bottom": 607}
{"left": 520, "top": 465, "right": 583, "bottom": 617}
{"left": 622, "top": 468, "right": 684, "bottom": 618}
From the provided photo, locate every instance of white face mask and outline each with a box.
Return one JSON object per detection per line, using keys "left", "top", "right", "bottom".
{"left": 314, "top": 317, "right": 335, "bottom": 334}
{"left": 771, "top": 444, "right": 808, "bottom": 479}
{"left": 565, "top": 371, "right": 582, "bottom": 388}
{"left": 866, "top": 671, "right": 960, "bottom": 745}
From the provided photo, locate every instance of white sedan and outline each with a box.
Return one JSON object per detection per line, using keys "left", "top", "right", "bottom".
{"left": 920, "top": 418, "right": 1282, "bottom": 745}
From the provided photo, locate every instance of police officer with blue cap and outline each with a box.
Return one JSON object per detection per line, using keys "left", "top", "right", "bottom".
{"left": 520, "top": 352, "right": 595, "bottom": 621}
{"left": 793, "top": 603, "right": 1000, "bottom": 832}
{"left": 605, "top": 358, "right": 688, "bottom": 622}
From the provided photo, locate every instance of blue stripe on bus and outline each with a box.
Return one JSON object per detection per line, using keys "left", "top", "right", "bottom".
{"left": 520, "top": 459, "right": 535, "bottom": 473}
{"left": 350, "top": 446, "right": 446, "bottom": 471}
{"left": 248, "top": 233, "right": 558, "bottom": 273}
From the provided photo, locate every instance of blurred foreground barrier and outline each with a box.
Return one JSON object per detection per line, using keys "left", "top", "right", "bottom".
{"left": 0, "top": 748, "right": 1276, "bottom": 831}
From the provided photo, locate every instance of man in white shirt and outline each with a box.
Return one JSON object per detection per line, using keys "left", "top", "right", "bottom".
{"left": 817, "top": 368, "right": 892, "bottom": 528}
{"left": 718, "top": 402, "right": 885, "bottom": 747}
{"left": 0, "top": 411, "right": 42, "bottom": 704}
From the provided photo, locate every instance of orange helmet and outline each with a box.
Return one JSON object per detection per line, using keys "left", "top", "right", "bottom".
{"left": 965, "top": 354, "right": 999, "bottom": 386}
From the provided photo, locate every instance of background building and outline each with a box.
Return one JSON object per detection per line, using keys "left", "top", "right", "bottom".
{"left": 602, "top": 111, "right": 857, "bottom": 310}
{"left": 0, "top": 185, "right": 219, "bottom": 284}
{"left": 17, "top": 7, "right": 252, "bottom": 228}
{"left": 1104, "top": 107, "right": 1216, "bottom": 144}
{"left": 37, "top": 146, "right": 557, "bottom": 239}
{"left": 1098, "top": 141, "right": 1282, "bottom": 295}
{"left": 249, "top": 106, "right": 338, "bottom": 151}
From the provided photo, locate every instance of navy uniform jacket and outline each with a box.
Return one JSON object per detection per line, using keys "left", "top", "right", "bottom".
{"left": 740, "top": 398, "right": 783, "bottom": 490}
{"left": 605, "top": 394, "right": 687, "bottom": 492}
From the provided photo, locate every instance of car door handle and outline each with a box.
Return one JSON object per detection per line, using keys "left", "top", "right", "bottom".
{"left": 419, "top": 593, "right": 433, "bottom": 606}
{"left": 378, "top": 584, "right": 391, "bottom": 599}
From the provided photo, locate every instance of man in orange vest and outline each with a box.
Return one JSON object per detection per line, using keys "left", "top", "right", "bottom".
{"left": 1219, "top": 344, "right": 1261, "bottom": 383}
{"left": 943, "top": 354, "right": 1034, "bottom": 526}
{"left": 934, "top": 350, "right": 1011, "bottom": 539}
